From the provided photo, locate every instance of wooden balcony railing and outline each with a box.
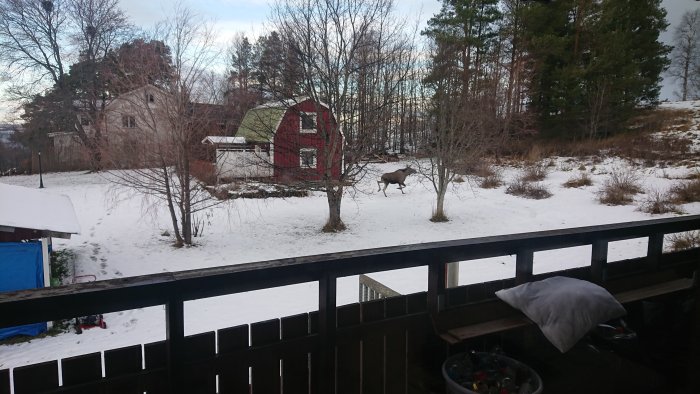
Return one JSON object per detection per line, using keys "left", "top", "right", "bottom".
{"left": 0, "top": 215, "right": 699, "bottom": 393}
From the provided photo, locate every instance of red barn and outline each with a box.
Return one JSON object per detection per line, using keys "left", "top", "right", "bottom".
{"left": 235, "top": 98, "right": 343, "bottom": 182}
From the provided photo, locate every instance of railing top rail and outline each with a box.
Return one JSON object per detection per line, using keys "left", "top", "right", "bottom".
{"left": 1, "top": 215, "right": 699, "bottom": 327}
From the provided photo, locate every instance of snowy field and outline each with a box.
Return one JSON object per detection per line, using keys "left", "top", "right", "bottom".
{"left": 1, "top": 139, "right": 699, "bottom": 371}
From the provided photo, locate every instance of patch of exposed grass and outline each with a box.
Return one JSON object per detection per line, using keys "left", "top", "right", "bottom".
{"left": 598, "top": 168, "right": 642, "bottom": 206}
{"left": 669, "top": 178, "right": 700, "bottom": 204}
{"left": 506, "top": 177, "right": 552, "bottom": 199}
{"left": 563, "top": 172, "right": 593, "bottom": 188}
{"left": 522, "top": 163, "right": 549, "bottom": 182}
{"left": 638, "top": 189, "right": 684, "bottom": 215}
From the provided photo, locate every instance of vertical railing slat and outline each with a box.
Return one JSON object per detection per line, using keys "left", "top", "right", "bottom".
{"left": 281, "top": 313, "right": 311, "bottom": 394}
{"left": 647, "top": 233, "right": 664, "bottom": 270}
{"left": 515, "top": 250, "right": 534, "bottom": 285}
{"left": 165, "top": 295, "right": 185, "bottom": 394}
{"left": 144, "top": 341, "right": 168, "bottom": 394}
{"left": 13, "top": 360, "right": 59, "bottom": 394}
{"left": 104, "top": 344, "right": 143, "bottom": 394}
{"left": 217, "top": 324, "right": 250, "bottom": 394}
{"left": 318, "top": 273, "right": 337, "bottom": 394}
{"left": 250, "top": 319, "right": 281, "bottom": 394}
{"left": 336, "top": 304, "right": 361, "bottom": 394}
{"left": 591, "top": 240, "right": 609, "bottom": 283}
{"left": 0, "top": 368, "right": 10, "bottom": 394}
{"left": 183, "top": 332, "right": 216, "bottom": 394}
{"left": 385, "top": 296, "right": 408, "bottom": 394}
{"left": 61, "top": 352, "right": 102, "bottom": 393}
{"left": 362, "top": 299, "right": 385, "bottom": 394}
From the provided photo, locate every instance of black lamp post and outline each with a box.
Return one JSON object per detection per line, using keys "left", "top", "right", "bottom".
{"left": 38, "top": 151, "right": 44, "bottom": 189}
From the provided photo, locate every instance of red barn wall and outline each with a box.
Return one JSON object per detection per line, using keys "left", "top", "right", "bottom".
{"left": 273, "top": 100, "right": 342, "bottom": 182}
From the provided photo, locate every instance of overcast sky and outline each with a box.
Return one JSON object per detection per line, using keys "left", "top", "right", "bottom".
{"left": 1, "top": 0, "right": 700, "bottom": 122}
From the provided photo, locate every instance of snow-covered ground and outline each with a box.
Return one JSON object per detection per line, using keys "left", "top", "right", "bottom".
{"left": 1, "top": 127, "right": 699, "bottom": 372}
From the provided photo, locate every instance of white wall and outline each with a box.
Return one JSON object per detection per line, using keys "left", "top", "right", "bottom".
{"left": 216, "top": 149, "right": 273, "bottom": 180}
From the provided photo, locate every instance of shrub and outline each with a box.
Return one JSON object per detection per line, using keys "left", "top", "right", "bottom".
{"left": 522, "top": 163, "right": 549, "bottom": 182}
{"left": 597, "top": 168, "right": 642, "bottom": 205}
{"left": 638, "top": 189, "right": 683, "bottom": 215}
{"left": 50, "top": 249, "right": 75, "bottom": 286}
{"left": 666, "top": 231, "right": 700, "bottom": 251}
{"left": 563, "top": 172, "right": 593, "bottom": 188}
{"left": 479, "top": 171, "right": 503, "bottom": 189}
{"left": 669, "top": 178, "right": 700, "bottom": 204}
{"left": 506, "top": 177, "right": 552, "bottom": 199}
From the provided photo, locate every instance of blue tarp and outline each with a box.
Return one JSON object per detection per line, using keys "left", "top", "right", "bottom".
{"left": 0, "top": 242, "right": 47, "bottom": 340}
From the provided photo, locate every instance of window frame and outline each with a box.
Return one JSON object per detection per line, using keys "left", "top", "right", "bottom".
{"left": 122, "top": 115, "right": 136, "bottom": 128}
{"left": 299, "top": 148, "right": 318, "bottom": 169}
{"left": 299, "top": 112, "right": 317, "bottom": 133}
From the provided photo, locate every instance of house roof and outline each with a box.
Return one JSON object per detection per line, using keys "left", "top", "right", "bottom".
{"left": 236, "top": 107, "right": 287, "bottom": 142}
{"left": 202, "top": 136, "right": 246, "bottom": 145}
{"left": 0, "top": 184, "right": 81, "bottom": 239}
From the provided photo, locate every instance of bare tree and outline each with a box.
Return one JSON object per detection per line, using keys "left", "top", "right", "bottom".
{"left": 106, "top": 5, "right": 222, "bottom": 246}
{"left": 269, "top": 0, "right": 415, "bottom": 232}
{"left": 419, "top": 35, "right": 503, "bottom": 222}
{"left": 670, "top": 9, "right": 700, "bottom": 101}
{"left": 0, "top": 0, "right": 69, "bottom": 93}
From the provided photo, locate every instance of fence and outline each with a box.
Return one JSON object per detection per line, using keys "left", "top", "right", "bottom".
{"left": 0, "top": 215, "right": 698, "bottom": 393}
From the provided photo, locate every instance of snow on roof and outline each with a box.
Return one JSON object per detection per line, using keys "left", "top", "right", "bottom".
{"left": 202, "top": 136, "right": 246, "bottom": 145}
{"left": 254, "top": 97, "right": 330, "bottom": 110}
{"left": 0, "top": 183, "right": 80, "bottom": 236}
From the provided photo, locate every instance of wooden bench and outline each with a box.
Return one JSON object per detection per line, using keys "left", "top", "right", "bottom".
{"left": 434, "top": 275, "right": 696, "bottom": 345}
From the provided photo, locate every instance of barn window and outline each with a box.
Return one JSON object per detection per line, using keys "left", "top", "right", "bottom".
{"left": 145, "top": 92, "right": 155, "bottom": 103}
{"left": 300, "top": 112, "right": 316, "bottom": 133}
{"left": 299, "top": 148, "right": 317, "bottom": 168}
{"left": 122, "top": 115, "right": 136, "bottom": 128}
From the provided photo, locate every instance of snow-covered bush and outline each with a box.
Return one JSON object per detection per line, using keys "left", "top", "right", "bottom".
{"left": 598, "top": 168, "right": 642, "bottom": 205}
{"left": 563, "top": 172, "right": 592, "bottom": 188}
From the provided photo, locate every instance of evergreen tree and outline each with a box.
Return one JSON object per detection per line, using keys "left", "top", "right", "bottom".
{"left": 524, "top": 0, "right": 669, "bottom": 139}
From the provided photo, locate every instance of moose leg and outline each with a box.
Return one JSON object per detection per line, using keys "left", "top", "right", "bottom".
{"left": 382, "top": 182, "right": 389, "bottom": 197}
{"left": 377, "top": 180, "right": 382, "bottom": 192}
{"left": 399, "top": 184, "right": 405, "bottom": 194}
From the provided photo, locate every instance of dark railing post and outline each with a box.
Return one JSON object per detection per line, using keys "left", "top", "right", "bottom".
{"left": 166, "top": 295, "right": 185, "bottom": 393}
{"left": 515, "top": 250, "right": 534, "bottom": 285}
{"left": 318, "top": 273, "right": 337, "bottom": 393}
{"left": 647, "top": 233, "right": 664, "bottom": 270}
{"left": 428, "top": 262, "right": 446, "bottom": 315}
{"left": 591, "top": 240, "right": 609, "bottom": 283}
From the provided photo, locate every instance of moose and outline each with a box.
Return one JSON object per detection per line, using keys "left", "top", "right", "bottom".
{"left": 377, "top": 166, "right": 417, "bottom": 197}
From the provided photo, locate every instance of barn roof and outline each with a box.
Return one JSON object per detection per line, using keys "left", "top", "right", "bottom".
{"left": 0, "top": 183, "right": 81, "bottom": 239}
{"left": 236, "top": 107, "right": 286, "bottom": 142}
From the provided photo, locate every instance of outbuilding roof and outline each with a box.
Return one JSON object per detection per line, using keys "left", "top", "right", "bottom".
{"left": 202, "top": 136, "right": 246, "bottom": 145}
{"left": 0, "top": 183, "right": 81, "bottom": 239}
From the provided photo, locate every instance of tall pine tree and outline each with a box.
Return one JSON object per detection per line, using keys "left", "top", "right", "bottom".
{"left": 524, "top": 0, "right": 669, "bottom": 139}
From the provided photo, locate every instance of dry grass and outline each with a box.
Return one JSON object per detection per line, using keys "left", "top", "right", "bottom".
{"left": 522, "top": 163, "right": 549, "bottom": 182}
{"left": 638, "top": 189, "right": 684, "bottom": 215}
{"left": 430, "top": 210, "right": 449, "bottom": 222}
{"left": 598, "top": 168, "right": 642, "bottom": 205}
{"left": 669, "top": 178, "right": 700, "bottom": 204}
{"left": 480, "top": 172, "right": 503, "bottom": 189}
{"left": 506, "top": 177, "right": 552, "bottom": 199}
{"left": 563, "top": 172, "right": 593, "bottom": 188}
{"left": 495, "top": 108, "right": 696, "bottom": 166}
{"left": 666, "top": 231, "right": 700, "bottom": 251}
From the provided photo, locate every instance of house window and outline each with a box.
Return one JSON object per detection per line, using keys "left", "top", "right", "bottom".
{"left": 122, "top": 115, "right": 136, "bottom": 128}
{"left": 299, "top": 148, "right": 317, "bottom": 169}
{"left": 146, "top": 92, "right": 155, "bottom": 103}
{"left": 300, "top": 112, "right": 316, "bottom": 133}
{"left": 79, "top": 116, "right": 90, "bottom": 126}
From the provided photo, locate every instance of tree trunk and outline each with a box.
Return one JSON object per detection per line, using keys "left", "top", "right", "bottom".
{"left": 163, "top": 166, "right": 184, "bottom": 246}
{"left": 323, "top": 186, "right": 345, "bottom": 232}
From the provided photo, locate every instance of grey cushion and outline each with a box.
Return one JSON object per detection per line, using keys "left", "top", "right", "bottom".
{"left": 495, "top": 276, "right": 626, "bottom": 353}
